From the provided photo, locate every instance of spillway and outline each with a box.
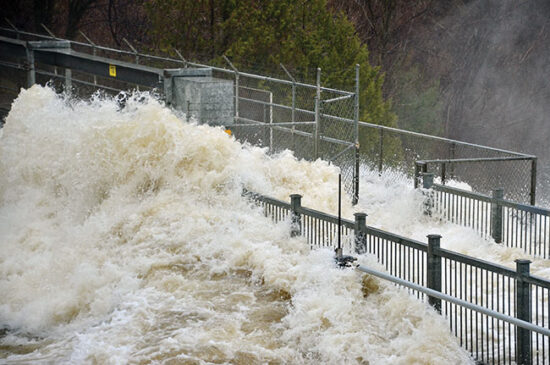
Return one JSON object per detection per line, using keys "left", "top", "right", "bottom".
{"left": 0, "top": 86, "right": 473, "bottom": 363}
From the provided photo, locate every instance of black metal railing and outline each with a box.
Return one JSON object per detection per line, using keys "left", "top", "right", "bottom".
{"left": 422, "top": 173, "right": 550, "bottom": 260}
{"left": 247, "top": 190, "right": 550, "bottom": 364}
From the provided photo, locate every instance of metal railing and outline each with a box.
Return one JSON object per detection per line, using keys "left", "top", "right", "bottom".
{"left": 422, "top": 173, "right": 550, "bottom": 260}
{"left": 247, "top": 190, "right": 550, "bottom": 364}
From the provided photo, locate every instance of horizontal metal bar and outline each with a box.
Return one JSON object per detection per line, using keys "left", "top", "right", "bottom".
{"left": 435, "top": 246, "right": 518, "bottom": 277}
{"left": 432, "top": 184, "right": 493, "bottom": 203}
{"left": 322, "top": 94, "right": 353, "bottom": 104}
{"left": 0, "top": 59, "right": 25, "bottom": 70}
{"left": 237, "top": 95, "right": 315, "bottom": 115}
{"left": 231, "top": 121, "right": 316, "bottom": 127}
{"left": 233, "top": 116, "right": 353, "bottom": 147}
{"left": 433, "top": 184, "right": 550, "bottom": 217}
{"left": 419, "top": 156, "right": 534, "bottom": 164}
{"left": 243, "top": 190, "right": 291, "bottom": 209}
{"left": 365, "top": 226, "right": 427, "bottom": 251}
{"left": 357, "top": 121, "right": 533, "bottom": 158}
{"left": 329, "top": 144, "right": 355, "bottom": 162}
{"left": 356, "top": 264, "right": 550, "bottom": 337}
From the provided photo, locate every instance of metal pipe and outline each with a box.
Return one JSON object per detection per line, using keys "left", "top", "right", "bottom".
{"left": 314, "top": 67, "right": 321, "bottom": 159}
{"left": 354, "top": 64, "right": 360, "bottom": 205}
{"left": 530, "top": 157, "right": 537, "bottom": 205}
{"left": 355, "top": 264, "right": 550, "bottom": 337}
{"left": 174, "top": 49, "right": 188, "bottom": 68}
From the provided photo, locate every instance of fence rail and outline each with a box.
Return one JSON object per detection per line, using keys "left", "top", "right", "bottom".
{"left": 247, "top": 190, "right": 550, "bottom": 364}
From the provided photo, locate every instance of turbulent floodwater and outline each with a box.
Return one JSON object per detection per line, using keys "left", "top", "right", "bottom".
{"left": 0, "top": 86, "right": 473, "bottom": 364}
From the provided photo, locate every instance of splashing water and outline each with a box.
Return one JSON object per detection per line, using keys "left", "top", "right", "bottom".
{"left": 0, "top": 86, "right": 472, "bottom": 364}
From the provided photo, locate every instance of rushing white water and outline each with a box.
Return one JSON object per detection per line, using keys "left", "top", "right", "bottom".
{"left": 0, "top": 86, "right": 473, "bottom": 364}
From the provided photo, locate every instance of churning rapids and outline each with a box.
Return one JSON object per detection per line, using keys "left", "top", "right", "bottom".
{"left": 0, "top": 86, "right": 479, "bottom": 364}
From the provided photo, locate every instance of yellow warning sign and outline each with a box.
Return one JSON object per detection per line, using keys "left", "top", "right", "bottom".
{"left": 109, "top": 65, "right": 116, "bottom": 77}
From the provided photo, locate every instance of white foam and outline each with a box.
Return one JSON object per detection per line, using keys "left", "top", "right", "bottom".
{"left": 0, "top": 86, "right": 471, "bottom": 363}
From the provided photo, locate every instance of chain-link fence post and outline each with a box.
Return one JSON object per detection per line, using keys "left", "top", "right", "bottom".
{"left": 314, "top": 67, "right": 321, "bottom": 159}
{"left": 25, "top": 45, "right": 35, "bottom": 87}
{"left": 281, "top": 63, "right": 297, "bottom": 155}
{"left": 530, "top": 157, "right": 537, "bottom": 205}
{"left": 223, "top": 55, "right": 239, "bottom": 122}
{"left": 353, "top": 64, "right": 360, "bottom": 205}
{"left": 378, "top": 128, "right": 384, "bottom": 174}
{"left": 491, "top": 188, "right": 504, "bottom": 243}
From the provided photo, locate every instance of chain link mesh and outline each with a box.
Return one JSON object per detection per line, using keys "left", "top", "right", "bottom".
{"left": 359, "top": 125, "right": 534, "bottom": 203}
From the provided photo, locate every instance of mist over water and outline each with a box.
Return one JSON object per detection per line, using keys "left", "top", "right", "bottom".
{"left": 0, "top": 86, "right": 472, "bottom": 364}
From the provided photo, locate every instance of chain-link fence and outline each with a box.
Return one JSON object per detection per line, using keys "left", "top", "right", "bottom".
{"left": 358, "top": 123, "right": 536, "bottom": 204}
{"left": 0, "top": 26, "right": 537, "bottom": 205}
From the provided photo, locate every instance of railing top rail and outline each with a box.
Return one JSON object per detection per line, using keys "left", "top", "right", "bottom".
{"left": 356, "top": 264, "right": 550, "bottom": 337}
{"left": 432, "top": 184, "right": 550, "bottom": 216}
{"left": 365, "top": 226, "right": 427, "bottom": 252}
{"left": 298, "top": 206, "right": 356, "bottom": 229}
{"left": 436, "top": 246, "right": 518, "bottom": 277}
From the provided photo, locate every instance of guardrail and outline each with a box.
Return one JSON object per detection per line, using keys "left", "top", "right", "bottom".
{"left": 246, "top": 190, "right": 550, "bottom": 364}
{"left": 420, "top": 173, "right": 550, "bottom": 260}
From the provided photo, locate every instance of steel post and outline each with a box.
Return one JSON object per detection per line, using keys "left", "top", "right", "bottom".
{"left": 378, "top": 128, "right": 384, "bottom": 174}
{"left": 353, "top": 64, "right": 360, "bottom": 205}
{"left": 25, "top": 47, "right": 35, "bottom": 87}
{"left": 354, "top": 212, "right": 367, "bottom": 254}
{"left": 314, "top": 68, "right": 321, "bottom": 159}
{"left": 422, "top": 173, "right": 435, "bottom": 216}
{"left": 515, "top": 259, "right": 532, "bottom": 365}
{"left": 530, "top": 157, "right": 537, "bottom": 205}
{"left": 427, "top": 234, "right": 442, "bottom": 313}
{"left": 491, "top": 188, "right": 504, "bottom": 244}
{"left": 290, "top": 194, "right": 302, "bottom": 237}
{"left": 64, "top": 68, "right": 72, "bottom": 93}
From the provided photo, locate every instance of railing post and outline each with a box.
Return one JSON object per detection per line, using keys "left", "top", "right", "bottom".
{"left": 515, "top": 259, "right": 532, "bottom": 365}
{"left": 422, "top": 173, "right": 434, "bottom": 216}
{"left": 491, "top": 188, "right": 504, "bottom": 244}
{"left": 414, "top": 162, "right": 427, "bottom": 189}
{"left": 427, "top": 234, "right": 442, "bottom": 313}
{"left": 354, "top": 212, "right": 367, "bottom": 254}
{"left": 290, "top": 194, "right": 302, "bottom": 237}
